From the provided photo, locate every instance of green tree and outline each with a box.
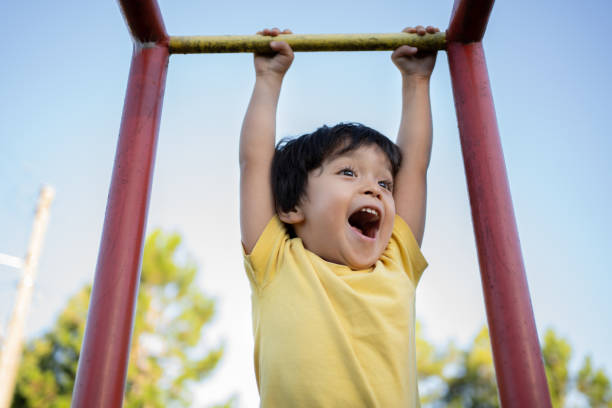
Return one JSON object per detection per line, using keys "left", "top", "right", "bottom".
{"left": 416, "top": 324, "right": 612, "bottom": 408}
{"left": 542, "top": 328, "right": 572, "bottom": 407}
{"left": 442, "top": 326, "right": 499, "bottom": 408}
{"left": 11, "top": 286, "right": 89, "bottom": 408}
{"left": 577, "top": 356, "right": 612, "bottom": 407}
{"left": 12, "top": 229, "right": 231, "bottom": 408}
{"left": 416, "top": 321, "right": 458, "bottom": 405}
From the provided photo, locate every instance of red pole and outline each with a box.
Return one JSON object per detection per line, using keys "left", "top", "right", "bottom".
{"left": 117, "top": 0, "right": 168, "bottom": 43}
{"left": 447, "top": 41, "right": 552, "bottom": 407}
{"left": 446, "top": 0, "right": 495, "bottom": 43}
{"left": 71, "top": 43, "right": 168, "bottom": 408}
{"left": 72, "top": 1, "right": 168, "bottom": 406}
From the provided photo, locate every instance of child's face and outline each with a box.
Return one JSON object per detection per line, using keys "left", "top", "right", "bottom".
{"left": 285, "top": 145, "right": 396, "bottom": 269}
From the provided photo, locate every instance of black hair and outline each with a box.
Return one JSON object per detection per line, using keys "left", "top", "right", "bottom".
{"left": 271, "top": 122, "right": 402, "bottom": 214}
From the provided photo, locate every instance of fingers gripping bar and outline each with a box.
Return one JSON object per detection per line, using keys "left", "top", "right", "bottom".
{"left": 169, "top": 32, "right": 446, "bottom": 54}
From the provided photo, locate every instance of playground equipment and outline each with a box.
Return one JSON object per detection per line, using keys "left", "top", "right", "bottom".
{"left": 71, "top": 1, "right": 552, "bottom": 407}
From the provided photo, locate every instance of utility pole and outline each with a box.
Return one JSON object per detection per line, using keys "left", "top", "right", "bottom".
{"left": 0, "top": 186, "right": 55, "bottom": 408}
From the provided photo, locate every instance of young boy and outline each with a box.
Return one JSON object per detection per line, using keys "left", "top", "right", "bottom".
{"left": 240, "top": 26, "right": 438, "bottom": 407}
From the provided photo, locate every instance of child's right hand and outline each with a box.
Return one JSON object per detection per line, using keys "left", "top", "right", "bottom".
{"left": 254, "top": 28, "right": 294, "bottom": 79}
{"left": 392, "top": 26, "right": 439, "bottom": 80}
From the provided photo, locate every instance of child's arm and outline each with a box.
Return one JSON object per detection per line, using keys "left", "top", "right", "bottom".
{"left": 240, "top": 28, "right": 294, "bottom": 253}
{"left": 391, "top": 25, "right": 439, "bottom": 246}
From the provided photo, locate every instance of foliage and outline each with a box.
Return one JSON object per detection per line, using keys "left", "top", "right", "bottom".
{"left": 542, "top": 329, "right": 572, "bottom": 407}
{"left": 415, "top": 320, "right": 457, "bottom": 404}
{"left": 577, "top": 356, "right": 612, "bottom": 407}
{"left": 12, "top": 229, "right": 229, "bottom": 408}
{"left": 416, "top": 324, "right": 612, "bottom": 408}
{"left": 442, "top": 326, "right": 499, "bottom": 408}
{"left": 11, "top": 287, "right": 89, "bottom": 408}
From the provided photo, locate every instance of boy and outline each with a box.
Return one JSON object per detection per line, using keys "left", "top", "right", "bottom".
{"left": 240, "top": 26, "right": 438, "bottom": 407}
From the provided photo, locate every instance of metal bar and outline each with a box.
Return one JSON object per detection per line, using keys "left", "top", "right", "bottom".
{"left": 447, "top": 0, "right": 495, "bottom": 43}
{"left": 447, "top": 41, "right": 552, "bottom": 407}
{"left": 118, "top": 0, "right": 168, "bottom": 44}
{"left": 71, "top": 43, "right": 168, "bottom": 408}
{"left": 169, "top": 32, "right": 446, "bottom": 54}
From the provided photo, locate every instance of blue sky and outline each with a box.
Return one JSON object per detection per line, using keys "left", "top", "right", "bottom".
{"left": 1, "top": 0, "right": 611, "bottom": 406}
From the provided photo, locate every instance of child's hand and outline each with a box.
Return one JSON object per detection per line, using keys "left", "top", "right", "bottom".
{"left": 392, "top": 26, "right": 439, "bottom": 79}
{"left": 254, "top": 28, "right": 294, "bottom": 79}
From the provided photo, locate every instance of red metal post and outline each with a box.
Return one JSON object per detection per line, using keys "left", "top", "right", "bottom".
{"left": 71, "top": 43, "right": 168, "bottom": 408}
{"left": 447, "top": 0, "right": 495, "bottom": 43}
{"left": 447, "top": 0, "right": 551, "bottom": 405}
{"left": 447, "top": 41, "right": 552, "bottom": 407}
{"left": 71, "top": 2, "right": 168, "bottom": 406}
{"left": 118, "top": 0, "right": 168, "bottom": 44}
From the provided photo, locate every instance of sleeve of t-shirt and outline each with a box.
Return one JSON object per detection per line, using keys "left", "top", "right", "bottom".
{"left": 382, "top": 215, "right": 428, "bottom": 285}
{"left": 243, "top": 215, "right": 288, "bottom": 290}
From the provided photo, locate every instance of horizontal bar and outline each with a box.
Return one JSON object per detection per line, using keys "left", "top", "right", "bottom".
{"left": 169, "top": 32, "right": 446, "bottom": 54}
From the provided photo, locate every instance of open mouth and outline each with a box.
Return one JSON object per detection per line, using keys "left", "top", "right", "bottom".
{"left": 348, "top": 207, "right": 381, "bottom": 239}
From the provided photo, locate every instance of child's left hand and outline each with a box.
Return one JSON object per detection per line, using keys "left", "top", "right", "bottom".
{"left": 392, "top": 26, "right": 439, "bottom": 79}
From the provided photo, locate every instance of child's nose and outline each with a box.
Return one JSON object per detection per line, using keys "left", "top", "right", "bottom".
{"left": 363, "top": 184, "right": 382, "bottom": 198}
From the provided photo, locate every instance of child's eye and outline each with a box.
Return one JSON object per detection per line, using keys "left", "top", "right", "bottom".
{"left": 339, "top": 168, "right": 355, "bottom": 177}
{"left": 379, "top": 180, "right": 393, "bottom": 191}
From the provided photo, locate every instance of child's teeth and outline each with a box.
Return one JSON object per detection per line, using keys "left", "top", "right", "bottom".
{"left": 361, "top": 208, "right": 378, "bottom": 216}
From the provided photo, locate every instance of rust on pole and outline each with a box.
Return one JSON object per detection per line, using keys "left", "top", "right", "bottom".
{"left": 169, "top": 32, "right": 446, "bottom": 54}
{"left": 447, "top": 41, "right": 552, "bottom": 407}
{"left": 71, "top": 43, "right": 169, "bottom": 408}
{"left": 118, "top": 0, "right": 168, "bottom": 44}
{"left": 447, "top": 0, "right": 495, "bottom": 43}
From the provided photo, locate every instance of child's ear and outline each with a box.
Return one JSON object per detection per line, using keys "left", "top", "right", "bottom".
{"left": 278, "top": 207, "right": 304, "bottom": 225}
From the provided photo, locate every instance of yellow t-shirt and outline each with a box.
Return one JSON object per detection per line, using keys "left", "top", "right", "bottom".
{"left": 243, "top": 215, "right": 427, "bottom": 407}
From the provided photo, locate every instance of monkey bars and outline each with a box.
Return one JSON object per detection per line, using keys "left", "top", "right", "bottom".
{"left": 169, "top": 32, "right": 447, "bottom": 54}
{"left": 71, "top": 0, "right": 552, "bottom": 407}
